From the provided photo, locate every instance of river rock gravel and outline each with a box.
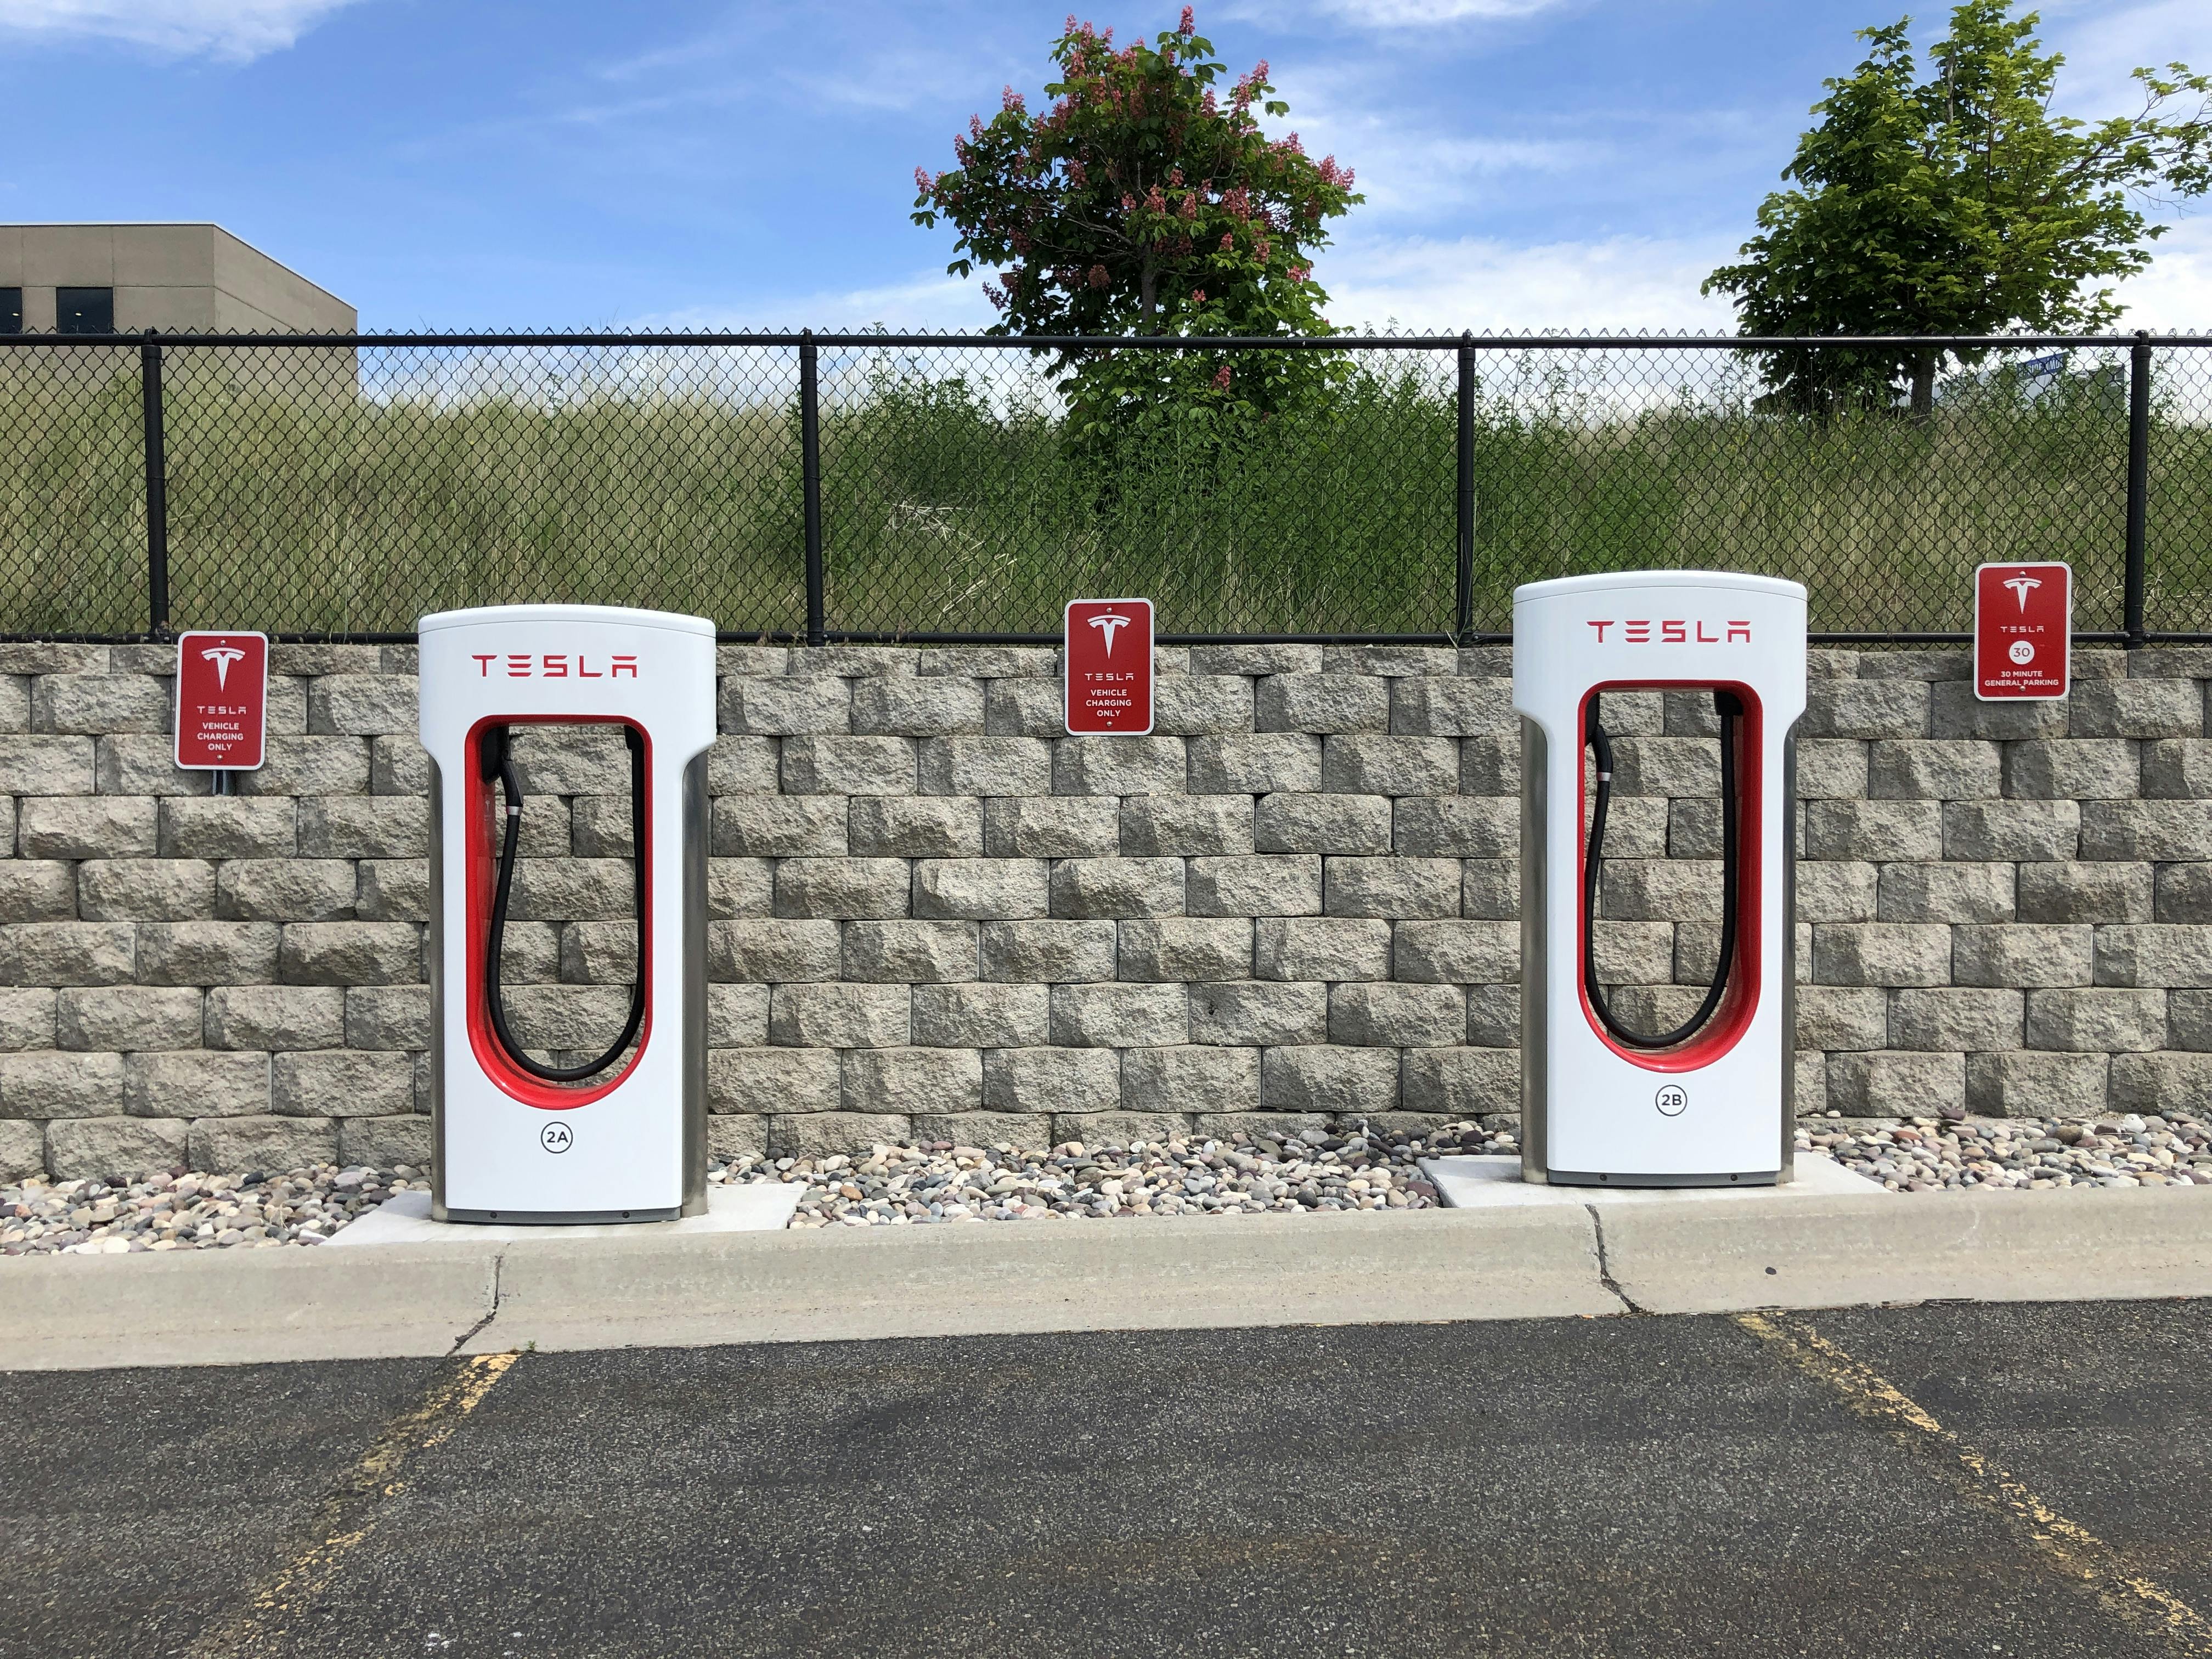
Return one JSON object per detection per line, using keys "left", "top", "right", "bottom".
{"left": 1, "top": 1110, "right": 2205, "bottom": 1254}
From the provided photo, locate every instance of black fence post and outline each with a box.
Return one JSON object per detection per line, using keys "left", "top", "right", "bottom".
{"left": 799, "top": 330, "right": 825, "bottom": 648}
{"left": 139, "top": 332, "right": 171, "bottom": 640}
{"left": 1454, "top": 335, "right": 1475, "bottom": 642}
{"left": 2123, "top": 331, "right": 2152, "bottom": 648}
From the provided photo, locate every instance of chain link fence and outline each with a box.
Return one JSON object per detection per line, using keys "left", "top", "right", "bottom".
{"left": 2, "top": 330, "right": 2207, "bottom": 642}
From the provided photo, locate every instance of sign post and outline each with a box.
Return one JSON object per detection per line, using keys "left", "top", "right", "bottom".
{"left": 1973, "top": 562, "right": 2070, "bottom": 701}
{"left": 174, "top": 630, "right": 269, "bottom": 793}
{"left": 1064, "top": 597, "right": 1155, "bottom": 736}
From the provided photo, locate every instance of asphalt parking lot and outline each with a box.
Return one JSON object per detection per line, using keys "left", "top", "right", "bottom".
{"left": 4, "top": 1299, "right": 2207, "bottom": 1659}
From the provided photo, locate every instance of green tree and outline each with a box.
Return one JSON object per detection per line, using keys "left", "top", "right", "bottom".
{"left": 1705, "top": 1, "right": 2211, "bottom": 415}
{"left": 911, "top": 8, "right": 1363, "bottom": 436}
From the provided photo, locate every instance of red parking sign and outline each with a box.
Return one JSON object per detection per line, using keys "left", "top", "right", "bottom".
{"left": 1974, "top": 563, "right": 2069, "bottom": 701}
{"left": 174, "top": 631, "right": 269, "bottom": 770}
{"left": 1064, "top": 598, "right": 1154, "bottom": 735}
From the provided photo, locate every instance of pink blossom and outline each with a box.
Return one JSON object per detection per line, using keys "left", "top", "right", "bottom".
{"left": 1002, "top": 86, "right": 1026, "bottom": 114}
{"left": 1178, "top": 193, "right": 1197, "bottom": 221}
{"left": 1087, "top": 264, "right": 1110, "bottom": 289}
{"left": 1255, "top": 238, "right": 1269, "bottom": 261}
{"left": 1068, "top": 159, "right": 1087, "bottom": 185}
{"left": 1144, "top": 185, "right": 1166, "bottom": 212}
{"left": 1219, "top": 232, "right": 1235, "bottom": 251}
{"left": 969, "top": 114, "right": 984, "bottom": 139}
{"left": 1121, "top": 193, "right": 1137, "bottom": 211}
{"left": 1181, "top": 4, "right": 1195, "bottom": 30}
{"left": 1191, "top": 288, "right": 1206, "bottom": 304}
{"left": 1201, "top": 88, "right": 1217, "bottom": 114}
{"left": 914, "top": 166, "right": 930, "bottom": 192}
{"left": 1213, "top": 364, "right": 1232, "bottom": 390}
{"left": 1288, "top": 263, "right": 1310, "bottom": 282}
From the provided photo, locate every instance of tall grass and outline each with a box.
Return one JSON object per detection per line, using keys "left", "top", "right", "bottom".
{"left": 0, "top": 342, "right": 2204, "bottom": 637}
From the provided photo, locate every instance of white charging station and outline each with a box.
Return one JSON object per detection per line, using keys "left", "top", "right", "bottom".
{"left": 419, "top": 603, "right": 715, "bottom": 1223}
{"left": 1513, "top": 572, "right": 1807, "bottom": 1187}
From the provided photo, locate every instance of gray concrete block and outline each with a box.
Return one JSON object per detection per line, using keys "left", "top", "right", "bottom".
{"left": 1189, "top": 644, "right": 1322, "bottom": 675}
{"left": 506, "top": 858, "right": 634, "bottom": 923}
{"left": 1796, "top": 985, "right": 1887, "bottom": 1051}
{"left": 239, "top": 736, "right": 371, "bottom": 798}
{"left": 2024, "top": 988, "right": 2168, "bottom": 1053}
{"left": 1252, "top": 793, "right": 1390, "bottom": 855}
{"left": 1049, "top": 1110, "right": 1188, "bottom": 1147}
{"left": 1400, "top": 1047, "right": 1517, "bottom": 1116}
{"left": 1151, "top": 675, "right": 1254, "bottom": 736}
{"left": 706, "top": 984, "right": 771, "bottom": 1048}
{"left": 568, "top": 795, "right": 636, "bottom": 858}
{"left": 1049, "top": 981, "right": 1188, "bottom": 1047}
{"left": 0, "top": 986, "right": 53, "bottom": 1051}
{"left": 1121, "top": 1045, "right": 1259, "bottom": 1114}
{"left": 1466, "top": 983, "right": 1520, "bottom": 1046}
{"left": 57, "top": 985, "right": 202, "bottom": 1051}
{"left": 1852, "top": 650, "right": 1965, "bottom": 681}
{"left": 1324, "top": 857, "right": 1463, "bottom": 919}
{"left": 710, "top": 1047, "right": 841, "bottom": 1114}
{"left": 75, "top": 862, "right": 213, "bottom": 929}
{"left": 1803, "top": 799, "right": 1943, "bottom": 861}
{"left": 1323, "top": 646, "right": 1457, "bottom": 677}
{"left": 782, "top": 735, "right": 916, "bottom": 796}
{"left": 2079, "top": 801, "right": 2212, "bottom": 861}
{"left": 47, "top": 1115, "right": 188, "bottom": 1182}
{"left": 1390, "top": 796, "right": 1514, "bottom": 859}
{"left": 1255, "top": 673, "right": 1387, "bottom": 734}
{"left": 984, "top": 797, "right": 1119, "bottom": 858}
{"left": 2067, "top": 678, "right": 2200, "bottom": 740}
{"left": 712, "top": 795, "right": 844, "bottom": 857}
{"left": 18, "top": 795, "right": 156, "bottom": 859}
{"left": 0, "top": 922, "right": 136, "bottom": 987}
{"left": 912, "top": 982, "right": 1050, "bottom": 1048}
{"left": 341, "top": 1114, "right": 435, "bottom": 1171}
{"left": 1591, "top": 920, "right": 1673, "bottom": 986}
{"left": 1119, "top": 795, "right": 1252, "bottom": 858}
{"left": 307, "top": 674, "right": 416, "bottom": 736}
{"left": 850, "top": 676, "right": 985, "bottom": 737}
{"left": 356, "top": 860, "right": 430, "bottom": 924}
{"left": 979, "top": 919, "right": 1116, "bottom": 984}
{"left": 1330, "top": 981, "right": 1463, "bottom": 1046}
{"left": 210, "top": 860, "right": 355, "bottom": 924}
{"left": 296, "top": 797, "right": 426, "bottom": 859}
{"left": 273, "top": 1049, "right": 415, "bottom": 1118}
{"left": 1944, "top": 799, "right": 2080, "bottom": 861}
{"left": 775, "top": 857, "right": 912, "bottom": 921}
{"left": 1458, "top": 730, "right": 1519, "bottom": 795}
{"left": 706, "top": 735, "right": 780, "bottom": 796}
{"left": 1826, "top": 1049, "right": 1965, "bottom": 1118}
{"left": 2140, "top": 739, "right": 2212, "bottom": 800}
{"left": 344, "top": 985, "right": 432, "bottom": 1051}
{"left": 561, "top": 921, "right": 639, "bottom": 985}
{"left": 1259, "top": 1045, "right": 1397, "bottom": 1113}
{"left": 708, "top": 919, "right": 842, "bottom": 983}
{"left": 1187, "top": 981, "right": 1326, "bottom": 1046}
{"left": 0, "top": 734, "right": 93, "bottom": 796}
{"left": 983, "top": 1046, "right": 1120, "bottom": 1114}
{"left": 769, "top": 982, "right": 910, "bottom": 1048}
{"left": 1803, "top": 680, "right": 1928, "bottom": 739}
{"left": 128, "top": 1050, "right": 269, "bottom": 1120}
{"left": 0, "top": 1119, "right": 41, "bottom": 1180}
{"left": 2018, "top": 861, "right": 2152, "bottom": 924}
{"left": 2006, "top": 739, "right": 2139, "bottom": 800}
{"left": 1186, "top": 855, "right": 1322, "bottom": 918}
{"left": 787, "top": 647, "right": 914, "bottom": 677}
{"left": 720, "top": 676, "right": 850, "bottom": 736}
{"left": 1, "top": 1049, "right": 122, "bottom": 1118}
{"left": 768, "top": 1109, "right": 913, "bottom": 1157}
{"left": 2155, "top": 865, "right": 2212, "bottom": 924}
{"left": 1390, "top": 677, "right": 1513, "bottom": 737}
{"left": 1321, "top": 734, "right": 1458, "bottom": 797}
{"left": 1186, "top": 733, "right": 1322, "bottom": 795}
{"left": 1052, "top": 736, "right": 1187, "bottom": 797}
{"left": 916, "top": 646, "right": 1055, "bottom": 679}
{"left": 1929, "top": 680, "right": 2066, "bottom": 741}
{"left": 0, "top": 861, "right": 78, "bottom": 922}
{"left": 981, "top": 680, "right": 1064, "bottom": 740}
{"left": 848, "top": 795, "right": 980, "bottom": 858}
{"left": 32, "top": 672, "right": 168, "bottom": 735}
{"left": 1796, "top": 861, "right": 1878, "bottom": 924}
{"left": 2107, "top": 1052, "right": 2212, "bottom": 1117}
{"left": 905, "top": 1113, "right": 1052, "bottom": 1151}
{"left": 841, "top": 920, "right": 977, "bottom": 984}
{"left": 1393, "top": 919, "right": 1518, "bottom": 985}
{"left": 2092, "top": 924, "right": 2212, "bottom": 989}
{"left": 1592, "top": 859, "right": 1727, "bottom": 923}
{"left": 1049, "top": 857, "right": 1183, "bottom": 919}
{"left": 1118, "top": 918, "right": 1252, "bottom": 983}
{"left": 919, "top": 736, "right": 1053, "bottom": 797}
{"left": 1875, "top": 862, "right": 2015, "bottom": 924}
{"left": 135, "top": 922, "right": 280, "bottom": 987}
{"left": 1460, "top": 860, "right": 1519, "bottom": 921}
{"left": 1965, "top": 1050, "right": 2107, "bottom": 1119}
{"left": 279, "top": 922, "right": 422, "bottom": 986}
{"left": 1811, "top": 923, "right": 1953, "bottom": 987}
{"left": 1952, "top": 923, "right": 2094, "bottom": 988}
{"left": 912, "top": 858, "right": 1049, "bottom": 921}
{"left": 844, "top": 1046, "right": 984, "bottom": 1114}
{"left": 1796, "top": 738, "right": 1869, "bottom": 799}
{"left": 1254, "top": 917, "right": 1392, "bottom": 983}
{"left": 1888, "top": 987, "right": 2023, "bottom": 1051}
{"left": 1866, "top": 740, "right": 2001, "bottom": 800}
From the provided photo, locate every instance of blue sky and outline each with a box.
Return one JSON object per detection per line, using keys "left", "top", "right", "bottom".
{"left": 1, "top": 0, "right": 2207, "bottom": 331}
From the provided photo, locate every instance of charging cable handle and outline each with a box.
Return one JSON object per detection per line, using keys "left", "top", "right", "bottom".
{"left": 1582, "top": 690, "right": 1742, "bottom": 1050}
{"left": 479, "top": 723, "right": 648, "bottom": 1083}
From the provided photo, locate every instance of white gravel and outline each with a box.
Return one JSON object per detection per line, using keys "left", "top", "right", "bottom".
{"left": 2, "top": 1110, "right": 2204, "bottom": 1255}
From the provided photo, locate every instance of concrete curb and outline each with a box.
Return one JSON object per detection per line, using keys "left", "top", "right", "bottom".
{"left": 2, "top": 1188, "right": 2207, "bottom": 1371}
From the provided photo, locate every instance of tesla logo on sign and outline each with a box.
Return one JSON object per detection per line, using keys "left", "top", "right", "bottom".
{"left": 1064, "top": 597, "right": 1155, "bottom": 736}
{"left": 174, "top": 631, "right": 269, "bottom": 771}
{"left": 1974, "top": 562, "right": 2070, "bottom": 701}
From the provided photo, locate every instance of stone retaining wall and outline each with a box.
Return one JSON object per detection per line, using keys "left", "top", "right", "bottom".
{"left": 0, "top": 638, "right": 2207, "bottom": 1181}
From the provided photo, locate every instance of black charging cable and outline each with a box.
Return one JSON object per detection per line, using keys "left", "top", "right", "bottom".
{"left": 479, "top": 723, "right": 648, "bottom": 1082}
{"left": 1582, "top": 689, "right": 1742, "bottom": 1049}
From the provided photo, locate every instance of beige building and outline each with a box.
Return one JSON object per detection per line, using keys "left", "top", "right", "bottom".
{"left": 0, "top": 223, "right": 355, "bottom": 335}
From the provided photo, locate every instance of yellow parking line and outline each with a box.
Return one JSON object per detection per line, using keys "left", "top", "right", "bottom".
{"left": 191, "top": 1351, "right": 521, "bottom": 1658}
{"left": 1735, "top": 1311, "right": 2212, "bottom": 1655}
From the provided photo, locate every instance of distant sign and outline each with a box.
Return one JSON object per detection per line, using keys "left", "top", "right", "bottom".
{"left": 1973, "top": 563, "right": 2070, "bottom": 701}
{"left": 174, "top": 630, "right": 269, "bottom": 770}
{"left": 1064, "top": 598, "right": 1155, "bottom": 736}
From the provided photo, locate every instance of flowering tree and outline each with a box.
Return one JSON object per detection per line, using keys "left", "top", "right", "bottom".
{"left": 912, "top": 9, "right": 1362, "bottom": 432}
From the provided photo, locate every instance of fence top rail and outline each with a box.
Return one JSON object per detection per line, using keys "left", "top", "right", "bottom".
{"left": 3, "top": 329, "right": 2210, "bottom": 351}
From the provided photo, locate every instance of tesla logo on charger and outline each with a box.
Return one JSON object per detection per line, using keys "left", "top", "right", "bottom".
{"left": 1585, "top": 619, "right": 1752, "bottom": 644}
{"left": 470, "top": 653, "right": 638, "bottom": 679}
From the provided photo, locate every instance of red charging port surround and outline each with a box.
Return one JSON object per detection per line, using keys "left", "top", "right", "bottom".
{"left": 1574, "top": 680, "right": 1762, "bottom": 1073}
{"left": 463, "top": 714, "right": 651, "bottom": 1109}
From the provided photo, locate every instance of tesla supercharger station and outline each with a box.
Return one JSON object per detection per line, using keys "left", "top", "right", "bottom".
{"left": 1514, "top": 572, "right": 1807, "bottom": 1187}
{"left": 419, "top": 603, "right": 715, "bottom": 1223}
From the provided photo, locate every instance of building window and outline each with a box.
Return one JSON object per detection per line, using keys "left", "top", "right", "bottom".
{"left": 56, "top": 287, "right": 114, "bottom": 335}
{"left": 0, "top": 289, "right": 21, "bottom": 335}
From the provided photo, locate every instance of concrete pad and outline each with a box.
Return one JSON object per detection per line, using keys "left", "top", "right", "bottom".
{"left": 1422, "top": 1154, "right": 1891, "bottom": 1209}
{"left": 468, "top": 1206, "right": 1616, "bottom": 1355}
{"left": 326, "top": 1182, "right": 802, "bottom": 1248}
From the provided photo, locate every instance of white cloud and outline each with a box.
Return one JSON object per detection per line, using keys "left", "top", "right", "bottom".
{"left": 625, "top": 268, "right": 1000, "bottom": 333}
{"left": 1321, "top": 232, "right": 1741, "bottom": 334}
{"left": 1269, "top": 0, "right": 1571, "bottom": 25}
{"left": 0, "top": 0, "right": 364, "bottom": 59}
{"left": 2111, "top": 215, "right": 2212, "bottom": 332}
